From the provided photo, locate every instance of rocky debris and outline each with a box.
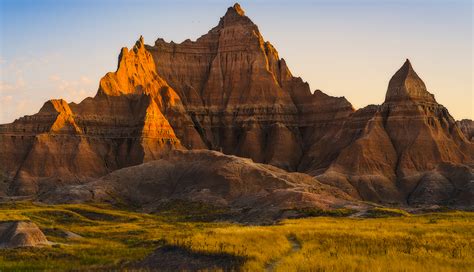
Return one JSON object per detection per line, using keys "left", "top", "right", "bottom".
{"left": 0, "top": 221, "right": 49, "bottom": 248}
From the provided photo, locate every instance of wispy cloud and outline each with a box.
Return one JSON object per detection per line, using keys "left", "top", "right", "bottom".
{"left": 49, "top": 74, "right": 96, "bottom": 103}
{"left": 0, "top": 77, "right": 27, "bottom": 93}
{"left": 0, "top": 96, "right": 35, "bottom": 123}
{"left": 0, "top": 95, "right": 13, "bottom": 104}
{"left": 0, "top": 53, "right": 97, "bottom": 123}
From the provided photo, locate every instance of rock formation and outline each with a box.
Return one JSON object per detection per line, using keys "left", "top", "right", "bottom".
{"left": 0, "top": 4, "right": 472, "bottom": 207}
{"left": 0, "top": 221, "right": 49, "bottom": 248}
{"left": 0, "top": 36, "right": 193, "bottom": 195}
{"left": 40, "top": 150, "right": 352, "bottom": 223}
{"left": 317, "top": 60, "right": 473, "bottom": 205}
{"left": 145, "top": 3, "right": 353, "bottom": 171}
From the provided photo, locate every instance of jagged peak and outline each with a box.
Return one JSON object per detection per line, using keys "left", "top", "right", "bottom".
{"left": 226, "top": 3, "right": 245, "bottom": 17}
{"left": 219, "top": 3, "right": 254, "bottom": 27}
{"left": 398, "top": 59, "right": 415, "bottom": 77}
{"left": 385, "top": 59, "right": 436, "bottom": 103}
{"left": 114, "top": 36, "right": 149, "bottom": 72}
{"left": 38, "top": 99, "right": 72, "bottom": 115}
{"left": 133, "top": 35, "right": 145, "bottom": 52}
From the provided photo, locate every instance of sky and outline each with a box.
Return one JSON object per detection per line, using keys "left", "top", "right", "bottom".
{"left": 0, "top": 0, "right": 472, "bottom": 123}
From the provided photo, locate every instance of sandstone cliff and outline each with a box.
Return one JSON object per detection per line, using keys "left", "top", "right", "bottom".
{"left": 0, "top": 37, "right": 189, "bottom": 195}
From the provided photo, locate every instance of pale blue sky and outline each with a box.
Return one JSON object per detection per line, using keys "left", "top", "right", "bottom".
{"left": 0, "top": 0, "right": 472, "bottom": 123}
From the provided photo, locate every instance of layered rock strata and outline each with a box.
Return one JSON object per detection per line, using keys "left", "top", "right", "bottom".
{"left": 317, "top": 60, "right": 473, "bottom": 205}
{"left": 0, "top": 4, "right": 472, "bottom": 206}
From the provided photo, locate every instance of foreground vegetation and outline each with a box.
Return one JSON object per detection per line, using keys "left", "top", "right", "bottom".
{"left": 0, "top": 201, "right": 472, "bottom": 271}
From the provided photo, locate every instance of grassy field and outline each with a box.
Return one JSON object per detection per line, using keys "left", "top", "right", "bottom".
{"left": 0, "top": 202, "right": 472, "bottom": 271}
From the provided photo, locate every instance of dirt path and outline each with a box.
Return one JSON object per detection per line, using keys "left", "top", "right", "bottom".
{"left": 265, "top": 235, "right": 302, "bottom": 271}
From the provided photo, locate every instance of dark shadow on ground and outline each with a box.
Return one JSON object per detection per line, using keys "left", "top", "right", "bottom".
{"left": 129, "top": 245, "right": 245, "bottom": 271}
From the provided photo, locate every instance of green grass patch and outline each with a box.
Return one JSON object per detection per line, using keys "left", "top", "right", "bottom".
{"left": 296, "top": 207, "right": 356, "bottom": 217}
{"left": 366, "top": 207, "right": 411, "bottom": 218}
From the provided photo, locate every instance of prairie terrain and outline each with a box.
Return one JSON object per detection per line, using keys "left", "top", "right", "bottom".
{"left": 0, "top": 202, "right": 472, "bottom": 271}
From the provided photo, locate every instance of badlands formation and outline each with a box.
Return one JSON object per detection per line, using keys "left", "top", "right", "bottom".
{"left": 0, "top": 4, "right": 472, "bottom": 212}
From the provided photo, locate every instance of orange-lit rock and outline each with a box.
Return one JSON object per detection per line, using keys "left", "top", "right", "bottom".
{"left": 0, "top": 37, "right": 190, "bottom": 195}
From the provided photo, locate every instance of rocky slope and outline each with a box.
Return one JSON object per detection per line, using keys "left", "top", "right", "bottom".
{"left": 40, "top": 150, "right": 353, "bottom": 223}
{"left": 0, "top": 3, "right": 472, "bottom": 207}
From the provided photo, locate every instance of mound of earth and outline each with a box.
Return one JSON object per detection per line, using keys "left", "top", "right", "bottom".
{"left": 40, "top": 150, "right": 355, "bottom": 223}
{"left": 0, "top": 221, "right": 49, "bottom": 248}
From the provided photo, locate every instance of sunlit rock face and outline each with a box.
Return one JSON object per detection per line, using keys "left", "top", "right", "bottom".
{"left": 0, "top": 37, "right": 187, "bottom": 195}
{"left": 0, "top": 4, "right": 472, "bottom": 206}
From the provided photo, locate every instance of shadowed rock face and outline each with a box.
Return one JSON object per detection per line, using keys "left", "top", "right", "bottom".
{"left": 457, "top": 119, "right": 474, "bottom": 141}
{"left": 0, "top": 4, "right": 472, "bottom": 207}
{"left": 146, "top": 4, "right": 354, "bottom": 171}
{"left": 318, "top": 60, "right": 473, "bottom": 205}
{"left": 385, "top": 59, "right": 436, "bottom": 103}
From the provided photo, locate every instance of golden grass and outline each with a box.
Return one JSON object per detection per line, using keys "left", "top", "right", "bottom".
{"left": 0, "top": 201, "right": 472, "bottom": 271}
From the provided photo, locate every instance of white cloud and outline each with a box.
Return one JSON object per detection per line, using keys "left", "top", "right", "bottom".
{"left": 80, "top": 76, "right": 92, "bottom": 84}
{"left": 0, "top": 77, "right": 27, "bottom": 93}
{"left": 0, "top": 96, "right": 36, "bottom": 124}
{"left": 49, "top": 74, "right": 96, "bottom": 103}
{"left": 0, "top": 53, "right": 99, "bottom": 123}
{"left": 49, "top": 74, "right": 61, "bottom": 82}
{"left": 0, "top": 95, "right": 13, "bottom": 103}
{"left": 15, "top": 99, "right": 35, "bottom": 115}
